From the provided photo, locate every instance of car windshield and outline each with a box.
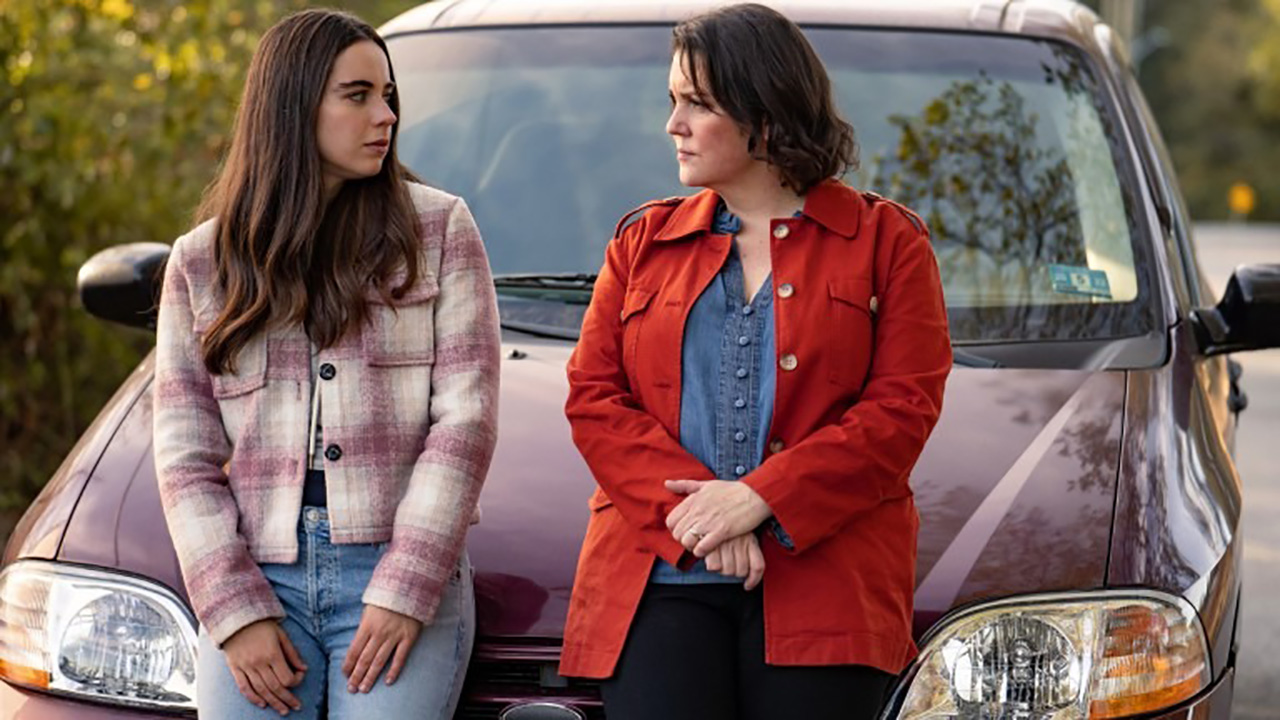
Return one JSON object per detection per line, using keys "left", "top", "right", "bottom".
{"left": 387, "top": 26, "right": 1158, "bottom": 343}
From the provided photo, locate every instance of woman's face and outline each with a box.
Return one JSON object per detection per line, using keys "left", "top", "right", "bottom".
{"left": 665, "top": 51, "right": 756, "bottom": 189}
{"left": 316, "top": 40, "right": 398, "bottom": 194}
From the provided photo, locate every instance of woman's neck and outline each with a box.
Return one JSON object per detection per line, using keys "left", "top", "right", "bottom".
{"left": 323, "top": 174, "right": 344, "bottom": 204}
{"left": 714, "top": 168, "right": 805, "bottom": 226}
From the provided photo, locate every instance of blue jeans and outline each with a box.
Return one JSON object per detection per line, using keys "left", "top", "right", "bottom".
{"left": 197, "top": 507, "right": 474, "bottom": 719}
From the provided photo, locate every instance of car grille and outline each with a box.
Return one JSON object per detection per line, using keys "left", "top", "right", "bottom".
{"left": 454, "top": 645, "right": 605, "bottom": 720}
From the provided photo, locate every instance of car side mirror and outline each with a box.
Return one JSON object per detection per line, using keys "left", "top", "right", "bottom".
{"left": 76, "top": 242, "right": 171, "bottom": 331}
{"left": 1191, "top": 263, "right": 1280, "bottom": 356}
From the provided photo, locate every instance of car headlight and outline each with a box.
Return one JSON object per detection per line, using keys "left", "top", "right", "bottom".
{"left": 889, "top": 590, "right": 1210, "bottom": 720}
{"left": 0, "top": 560, "right": 197, "bottom": 712}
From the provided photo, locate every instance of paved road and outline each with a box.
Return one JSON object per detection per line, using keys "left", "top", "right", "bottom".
{"left": 1192, "top": 223, "right": 1280, "bottom": 720}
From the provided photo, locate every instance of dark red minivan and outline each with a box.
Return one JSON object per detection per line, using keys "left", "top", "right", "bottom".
{"left": 4, "top": 1, "right": 1278, "bottom": 718}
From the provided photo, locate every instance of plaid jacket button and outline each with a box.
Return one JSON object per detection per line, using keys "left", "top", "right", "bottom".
{"left": 319, "top": 363, "right": 336, "bottom": 381}
{"left": 324, "top": 444, "right": 342, "bottom": 462}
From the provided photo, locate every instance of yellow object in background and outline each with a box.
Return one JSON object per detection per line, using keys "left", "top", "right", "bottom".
{"left": 1229, "top": 182, "right": 1256, "bottom": 219}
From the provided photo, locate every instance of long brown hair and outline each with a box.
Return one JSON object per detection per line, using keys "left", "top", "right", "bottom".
{"left": 672, "top": 3, "right": 858, "bottom": 193}
{"left": 197, "top": 9, "right": 420, "bottom": 374}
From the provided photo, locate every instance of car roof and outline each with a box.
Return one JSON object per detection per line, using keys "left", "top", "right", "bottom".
{"left": 379, "top": 0, "right": 1107, "bottom": 51}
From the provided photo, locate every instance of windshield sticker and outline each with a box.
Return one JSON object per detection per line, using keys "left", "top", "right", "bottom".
{"left": 1048, "top": 264, "right": 1113, "bottom": 299}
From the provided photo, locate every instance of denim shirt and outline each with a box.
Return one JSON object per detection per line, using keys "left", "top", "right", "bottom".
{"left": 651, "top": 203, "right": 787, "bottom": 584}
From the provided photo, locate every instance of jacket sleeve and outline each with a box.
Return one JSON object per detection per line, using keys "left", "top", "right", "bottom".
{"left": 363, "top": 198, "right": 500, "bottom": 623}
{"left": 152, "top": 234, "right": 285, "bottom": 646}
{"left": 564, "top": 219, "right": 715, "bottom": 568}
{"left": 742, "top": 220, "right": 952, "bottom": 554}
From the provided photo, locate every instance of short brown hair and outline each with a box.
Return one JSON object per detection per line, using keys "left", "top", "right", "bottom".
{"left": 672, "top": 3, "right": 858, "bottom": 193}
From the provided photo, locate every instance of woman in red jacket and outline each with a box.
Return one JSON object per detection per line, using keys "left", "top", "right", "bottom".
{"left": 561, "top": 4, "right": 952, "bottom": 719}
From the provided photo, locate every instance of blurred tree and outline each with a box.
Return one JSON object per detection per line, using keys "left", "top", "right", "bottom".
{"left": 0, "top": 0, "right": 417, "bottom": 515}
{"left": 1250, "top": 0, "right": 1280, "bottom": 119}
{"left": 1137, "top": 0, "right": 1280, "bottom": 221}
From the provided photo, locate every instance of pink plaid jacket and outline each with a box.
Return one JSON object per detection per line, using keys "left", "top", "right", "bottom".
{"left": 153, "top": 183, "right": 500, "bottom": 645}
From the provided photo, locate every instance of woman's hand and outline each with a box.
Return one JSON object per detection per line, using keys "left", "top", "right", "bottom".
{"left": 665, "top": 479, "right": 773, "bottom": 556}
{"left": 341, "top": 605, "right": 423, "bottom": 693}
{"left": 221, "top": 620, "right": 307, "bottom": 715}
{"left": 704, "top": 532, "right": 766, "bottom": 590}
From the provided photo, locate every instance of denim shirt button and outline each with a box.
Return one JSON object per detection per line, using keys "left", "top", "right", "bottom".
{"left": 738, "top": 335, "right": 750, "bottom": 346}
{"left": 734, "top": 465, "right": 747, "bottom": 476}
{"left": 742, "top": 305, "right": 753, "bottom": 316}
{"left": 734, "top": 398, "right": 746, "bottom": 409}
{"left": 736, "top": 368, "right": 748, "bottom": 378}
{"left": 734, "top": 431, "right": 747, "bottom": 442}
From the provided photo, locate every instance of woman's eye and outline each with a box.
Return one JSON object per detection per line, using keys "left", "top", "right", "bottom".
{"left": 349, "top": 91, "right": 366, "bottom": 102}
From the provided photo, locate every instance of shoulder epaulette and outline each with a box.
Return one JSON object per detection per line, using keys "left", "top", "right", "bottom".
{"left": 612, "top": 196, "right": 685, "bottom": 240}
{"left": 862, "top": 190, "right": 927, "bottom": 235}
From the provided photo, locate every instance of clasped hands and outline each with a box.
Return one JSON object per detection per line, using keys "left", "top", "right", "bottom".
{"left": 664, "top": 479, "right": 774, "bottom": 590}
{"left": 221, "top": 605, "right": 421, "bottom": 715}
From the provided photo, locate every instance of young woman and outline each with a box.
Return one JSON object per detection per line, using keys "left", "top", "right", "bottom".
{"left": 152, "top": 10, "right": 499, "bottom": 718}
{"left": 560, "top": 5, "right": 952, "bottom": 719}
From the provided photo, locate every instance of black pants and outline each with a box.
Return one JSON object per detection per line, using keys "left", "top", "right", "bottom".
{"left": 601, "top": 583, "right": 895, "bottom": 720}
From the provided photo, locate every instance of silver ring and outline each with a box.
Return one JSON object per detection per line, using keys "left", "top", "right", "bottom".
{"left": 687, "top": 527, "right": 705, "bottom": 540}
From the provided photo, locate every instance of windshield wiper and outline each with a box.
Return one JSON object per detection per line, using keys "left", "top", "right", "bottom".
{"left": 952, "top": 347, "right": 1001, "bottom": 368}
{"left": 493, "top": 273, "right": 597, "bottom": 289}
{"left": 492, "top": 276, "right": 999, "bottom": 369}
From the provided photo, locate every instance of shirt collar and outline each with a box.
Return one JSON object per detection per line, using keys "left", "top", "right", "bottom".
{"left": 652, "top": 179, "right": 862, "bottom": 242}
{"left": 799, "top": 178, "right": 862, "bottom": 238}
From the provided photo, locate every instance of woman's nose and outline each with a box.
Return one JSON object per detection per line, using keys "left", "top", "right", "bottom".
{"left": 375, "top": 97, "right": 397, "bottom": 126}
{"left": 666, "top": 108, "right": 686, "bottom": 137}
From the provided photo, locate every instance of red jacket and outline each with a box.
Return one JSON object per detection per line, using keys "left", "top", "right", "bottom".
{"left": 560, "top": 179, "right": 951, "bottom": 678}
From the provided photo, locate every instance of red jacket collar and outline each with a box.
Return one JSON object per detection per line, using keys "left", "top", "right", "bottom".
{"left": 652, "top": 179, "right": 863, "bottom": 242}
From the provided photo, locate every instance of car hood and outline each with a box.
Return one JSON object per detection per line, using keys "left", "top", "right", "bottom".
{"left": 472, "top": 333, "right": 1125, "bottom": 639}
{"left": 38, "top": 335, "right": 1125, "bottom": 644}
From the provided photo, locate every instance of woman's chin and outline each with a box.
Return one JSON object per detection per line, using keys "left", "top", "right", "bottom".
{"left": 677, "top": 170, "right": 701, "bottom": 187}
{"left": 342, "top": 161, "right": 386, "bottom": 181}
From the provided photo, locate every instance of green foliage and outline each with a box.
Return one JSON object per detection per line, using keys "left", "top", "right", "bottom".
{"left": 1138, "top": 0, "right": 1280, "bottom": 221}
{"left": 1250, "top": 0, "right": 1280, "bottom": 120}
{"left": 0, "top": 0, "right": 417, "bottom": 511}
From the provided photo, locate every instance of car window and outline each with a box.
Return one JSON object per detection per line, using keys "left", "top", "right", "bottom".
{"left": 1123, "top": 67, "right": 1205, "bottom": 310}
{"left": 388, "top": 26, "right": 1159, "bottom": 344}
